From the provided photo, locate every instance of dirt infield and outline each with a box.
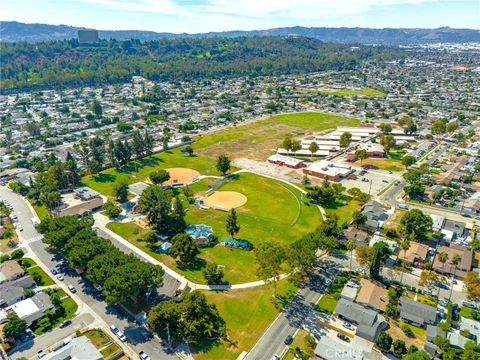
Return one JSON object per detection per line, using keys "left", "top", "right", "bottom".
{"left": 164, "top": 168, "right": 200, "bottom": 186}
{"left": 203, "top": 191, "right": 247, "bottom": 211}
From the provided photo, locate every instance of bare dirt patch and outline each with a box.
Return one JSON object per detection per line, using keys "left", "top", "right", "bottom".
{"left": 203, "top": 191, "right": 247, "bottom": 211}
{"left": 165, "top": 168, "right": 201, "bottom": 186}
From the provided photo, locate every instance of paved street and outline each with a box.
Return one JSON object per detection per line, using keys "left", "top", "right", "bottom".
{"left": 1, "top": 186, "right": 177, "bottom": 360}
{"left": 9, "top": 313, "right": 95, "bottom": 359}
{"left": 245, "top": 259, "right": 342, "bottom": 360}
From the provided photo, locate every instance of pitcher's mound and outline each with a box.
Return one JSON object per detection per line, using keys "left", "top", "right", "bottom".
{"left": 164, "top": 168, "right": 200, "bottom": 186}
{"left": 204, "top": 191, "right": 247, "bottom": 211}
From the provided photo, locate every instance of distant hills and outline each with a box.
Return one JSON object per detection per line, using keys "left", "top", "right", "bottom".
{"left": 1, "top": 21, "right": 479, "bottom": 45}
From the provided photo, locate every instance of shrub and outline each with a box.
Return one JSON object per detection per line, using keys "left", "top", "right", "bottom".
{"left": 401, "top": 324, "right": 414, "bottom": 337}
{"left": 10, "top": 249, "right": 24, "bottom": 260}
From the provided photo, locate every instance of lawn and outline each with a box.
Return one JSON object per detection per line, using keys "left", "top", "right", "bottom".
{"left": 323, "top": 196, "right": 362, "bottom": 226}
{"left": 81, "top": 149, "right": 221, "bottom": 197}
{"left": 106, "top": 221, "right": 148, "bottom": 242}
{"left": 107, "top": 172, "right": 322, "bottom": 284}
{"left": 360, "top": 157, "right": 404, "bottom": 172}
{"left": 193, "top": 112, "right": 359, "bottom": 161}
{"left": 32, "top": 295, "right": 78, "bottom": 335}
{"left": 30, "top": 200, "right": 49, "bottom": 220}
{"left": 315, "top": 293, "right": 340, "bottom": 315}
{"left": 27, "top": 266, "right": 55, "bottom": 286}
{"left": 192, "top": 280, "right": 298, "bottom": 360}
{"left": 83, "top": 329, "right": 113, "bottom": 348}
{"left": 283, "top": 329, "right": 315, "bottom": 360}
{"left": 460, "top": 306, "right": 479, "bottom": 320}
{"left": 319, "top": 88, "right": 385, "bottom": 97}
{"left": 100, "top": 343, "right": 121, "bottom": 358}
{"left": 387, "top": 319, "right": 426, "bottom": 349}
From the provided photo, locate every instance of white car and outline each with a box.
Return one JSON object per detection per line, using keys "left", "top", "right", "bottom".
{"left": 116, "top": 330, "right": 127, "bottom": 342}
{"left": 56, "top": 274, "right": 64, "bottom": 281}
{"left": 110, "top": 324, "right": 119, "bottom": 334}
{"left": 139, "top": 351, "right": 152, "bottom": 360}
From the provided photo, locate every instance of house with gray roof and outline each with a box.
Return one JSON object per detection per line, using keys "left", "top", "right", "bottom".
{"left": 399, "top": 297, "right": 438, "bottom": 328}
{"left": 459, "top": 318, "right": 480, "bottom": 344}
{"left": 0, "top": 282, "right": 24, "bottom": 308}
{"left": 334, "top": 298, "right": 387, "bottom": 342}
{"left": 43, "top": 336, "right": 102, "bottom": 360}
{"left": 361, "top": 201, "right": 388, "bottom": 231}
{"left": 426, "top": 325, "right": 446, "bottom": 343}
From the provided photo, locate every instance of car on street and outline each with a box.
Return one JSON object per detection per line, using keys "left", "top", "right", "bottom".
{"left": 50, "top": 268, "right": 58, "bottom": 275}
{"left": 435, "top": 282, "right": 449, "bottom": 290}
{"left": 343, "top": 321, "right": 354, "bottom": 330}
{"left": 355, "top": 268, "right": 366, "bottom": 274}
{"left": 438, "top": 299, "right": 449, "bottom": 307}
{"left": 422, "top": 288, "right": 436, "bottom": 297}
{"left": 116, "top": 330, "right": 127, "bottom": 342}
{"left": 337, "top": 333, "right": 350, "bottom": 342}
{"left": 462, "top": 300, "right": 478, "bottom": 309}
{"left": 271, "top": 356, "right": 280, "bottom": 360}
{"left": 284, "top": 334, "right": 293, "bottom": 345}
{"left": 59, "top": 320, "right": 72, "bottom": 328}
{"left": 37, "top": 350, "right": 46, "bottom": 358}
{"left": 398, "top": 203, "right": 409, "bottom": 210}
{"left": 110, "top": 324, "right": 119, "bottom": 334}
{"left": 139, "top": 351, "right": 152, "bottom": 360}
{"left": 56, "top": 273, "right": 64, "bottom": 281}
{"left": 67, "top": 284, "right": 76, "bottom": 293}
{"left": 94, "top": 283, "right": 103, "bottom": 292}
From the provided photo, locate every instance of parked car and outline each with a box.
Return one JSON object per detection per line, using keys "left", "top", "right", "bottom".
{"left": 284, "top": 334, "right": 293, "bottom": 345}
{"left": 56, "top": 274, "right": 64, "bottom": 281}
{"left": 37, "top": 350, "right": 46, "bottom": 358}
{"left": 337, "top": 333, "right": 350, "bottom": 342}
{"left": 94, "top": 283, "right": 103, "bottom": 292}
{"left": 110, "top": 324, "right": 119, "bottom": 334}
{"left": 271, "top": 356, "right": 280, "bottom": 360}
{"left": 59, "top": 320, "right": 72, "bottom": 328}
{"left": 343, "top": 321, "right": 354, "bottom": 330}
{"left": 50, "top": 268, "right": 58, "bottom": 275}
{"left": 422, "top": 288, "right": 436, "bottom": 297}
{"left": 67, "top": 284, "right": 76, "bottom": 293}
{"left": 398, "top": 203, "right": 409, "bottom": 210}
{"left": 139, "top": 351, "right": 151, "bottom": 360}
{"left": 438, "top": 299, "right": 449, "bottom": 307}
{"left": 436, "top": 282, "right": 449, "bottom": 290}
{"left": 437, "top": 308, "right": 446, "bottom": 319}
{"left": 462, "top": 300, "right": 478, "bottom": 309}
{"left": 116, "top": 330, "right": 127, "bottom": 342}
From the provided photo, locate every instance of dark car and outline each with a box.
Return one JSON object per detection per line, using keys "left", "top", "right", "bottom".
{"left": 337, "top": 333, "right": 350, "bottom": 342}
{"left": 284, "top": 335, "right": 293, "bottom": 345}
{"left": 59, "top": 320, "right": 72, "bottom": 328}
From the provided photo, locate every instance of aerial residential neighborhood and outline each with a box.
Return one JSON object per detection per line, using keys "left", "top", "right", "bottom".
{"left": 0, "top": 2, "right": 480, "bottom": 360}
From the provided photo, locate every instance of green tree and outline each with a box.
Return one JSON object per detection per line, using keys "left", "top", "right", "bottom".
{"left": 102, "top": 199, "right": 122, "bottom": 218}
{"left": 431, "top": 119, "right": 447, "bottom": 136}
{"left": 393, "top": 339, "right": 407, "bottom": 356}
{"left": 182, "top": 185, "right": 193, "bottom": 202}
{"left": 203, "top": 262, "right": 225, "bottom": 285}
{"left": 339, "top": 132, "right": 352, "bottom": 148}
{"left": 216, "top": 154, "right": 232, "bottom": 175}
{"left": 169, "top": 233, "right": 199, "bottom": 263}
{"left": 375, "top": 331, "right": 392, "bottom": 352}
{"left": 138, "top": 185, "right": 171, "bottom": 231}
{"left": 290, "top": 140, "right": 301, "bottom": 153}
{"left": 380, "top": 123, "right": 392, "bottom": 134}
{"left": 400, "top": 209, "right": 432, "bottom": 240}
{"left": 150, "top": 169, "right": 171, "bottom": 185}
{"left": 380, "top": 134, "right": 396, "bottom": 153}
{"left": 113, "top": 180, "right": 129, "bottom": 203}
{"left": 141, "top": 231, "right": 158, "bottom": 244}
{"left": 255, "top": 242, "right": 286, "bottom": 298}
{"left": 404, "top": 182, "right": 425, "bottom": 200}
{"left": 438, "top": 252, "right": 449, "bottom": 274}
{"left": 352, "top": 210, "right": 367, "bottom": 228}
{"left": 91, "top": 99, "right": 103, "bottom": 119}
{"left": 287, "top": 233, "right": 318, "bottom": 282}
{"left": 225, "top": 208, "right": 240, "bottom": 238}
{"left": 402, "top": 155, "right": 416, "bottom": 168}
{"left": 354, "top": 149, "right": 368, "bottom": 165}
{"left": 10, "top": 248, "right": 24, "bottom": 260}
{"left": 346, "top": 239, "right": 356, "bottom": 271}
{"left": 370, "top": 241, "right": 391, "bottom": 280}
{"left": 282, "top": 136, "right": 293, "bottom": 154}
{"left": 397, "top": 238, "right": 410, "bottom": 284}
{"left": 3, "top": 313, "right": 27, "bottom": 339}
{"left": 308, "top": 141, "right": 319, "bottom": 158}
{"left": 403, "top": 351, "right": 431, "bottom": 360}
{"left": 185, "top": 145, "right": 194, "bottom": 157}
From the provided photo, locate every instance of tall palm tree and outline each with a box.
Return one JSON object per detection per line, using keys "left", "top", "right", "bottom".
{"left": 398, "top": 238, "right": 410, "bottom": 285}
{"left": 346, "top": 239, "right": 356, "bottom": 272}
{"left": 448, "top": 254, "right": 461, "bottom": 302}
{"left": 438, "top": 252, "right": 449, "bottom": 298}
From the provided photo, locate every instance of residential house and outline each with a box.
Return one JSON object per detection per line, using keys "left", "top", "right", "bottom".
{"left": 430, "top": 214, "right": 445, "bottom": 232}
{"left": 432, "top": 245, "right": 473, "bottom": 279}
{"left": 361, "top": 201, "right": 389, "bottom": 231}
{"left": 342, "top": 227, "right": 369, "bottom": 245}
{"left": 441, "top": 220, "right": 466, "bottom": 243}
{"left": 448, "top": 332, "right": 470, "bottom": 349}
{"left": 0, "top": 260, "right": 24, "bottom": 284}
{"left": 0, "top": 283, "right": 24, "bottom": 308}
{"left": 55, "top": 187, "right": 104, "bottom": 217}
{"left": 426, "top": 325, "right": 446, "bottom": 343}
{"left": 340, "top": 285, "right": 358, "bottom": 302}
{"left": 355, "top": 279, "right": 388, "bottom": 312}
{"left": 399, "top": 297, "right": 438, "bottom": 328}
{"left": 7, "top": 292, "right": 53, "bottom": 325}
{"left": 43, "top": 336, "right": 102, "bottom": 360}
{"left": 334, "top": 298, "right": 387, "bottom": 342}
{"left": 397, "top": 241, "right": 429, "bottom": 264}
{"left": 459, "top": 318, "right": 480, "bottom": 344}
{"left": 314, "top": 335, "right": 363, "bottom": 360}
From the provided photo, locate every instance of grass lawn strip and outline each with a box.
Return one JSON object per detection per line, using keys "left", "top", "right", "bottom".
{"left": 32, "top": 294, "right": 78, "bottom": 335}
{"left": 192, "top": 280, "right": 298, "bottom": 360}
{"left": 27, "top": 265, "right": 55, "bottom": 286}
{"left": 83, "top": 329, "right": 114, "bottom": 348}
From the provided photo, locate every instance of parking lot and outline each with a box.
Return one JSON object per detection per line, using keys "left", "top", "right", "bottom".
{"left": 339, "top": 167, "right": 398, "bottom": 195}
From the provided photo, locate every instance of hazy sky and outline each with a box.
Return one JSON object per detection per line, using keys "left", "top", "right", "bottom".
{"left": 1, "top": 0, "right": 479, "bottom": 33}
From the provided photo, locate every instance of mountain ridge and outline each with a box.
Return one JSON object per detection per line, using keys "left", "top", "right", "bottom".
{"left": 1, "top": 21, "right": 479, "bottom": 44}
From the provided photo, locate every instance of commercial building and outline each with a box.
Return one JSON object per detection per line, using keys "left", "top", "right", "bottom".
{"left": 267, "top": 154, "right": 304, "bottom": 168}
{"left": 303, "top": 160, "right": 353, "bottom": 181}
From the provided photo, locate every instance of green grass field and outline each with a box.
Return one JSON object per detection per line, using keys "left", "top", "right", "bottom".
{"left": 107, "top": 172, "right": 322, "bottom": 284}
{"left": 270, "top": 112, "right": 360, "bottom": 131}
{"left": 323, "top": 196, "right": 362, "bottom": 226}
{"left": 81, "top": 150, "right": 221, "bottom": 197}
{"left": 193, "top": 280, "right": 298, "bottom": 360}
{"left": 319, "top": 88, "right": 385, "bottom": 97}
